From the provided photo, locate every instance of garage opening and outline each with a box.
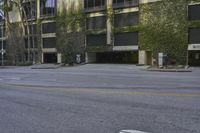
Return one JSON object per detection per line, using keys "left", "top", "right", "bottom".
{"left": 43, "top": 53, "right": 57, "bottom": 63}
{"left": 96, "top": 51, "right": 138, "bottom": 64}
{"left": 189, "top": 51, "right": 200, "bottom": 66}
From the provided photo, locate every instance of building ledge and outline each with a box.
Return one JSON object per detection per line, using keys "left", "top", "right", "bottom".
{"left": 113, "top": 1, "right": 139, "bottom": 9}
{"left": 113, "top": 46, "right": 138, "bottom": 51}
{"left": 42, "top": 33, "right": 56, "bottom": 38}
{"left": 188, "top": 44, "right": 200, "bottom": 50}
{"left": 84, "top": 6, "right": 106, "bottom": 13}
{"left": 42, "top": 48, "right": 57, "bottom": 53}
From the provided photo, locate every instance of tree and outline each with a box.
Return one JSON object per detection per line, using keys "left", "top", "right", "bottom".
{"left": 0, "top": 0, "right": 38, "bottom": 65}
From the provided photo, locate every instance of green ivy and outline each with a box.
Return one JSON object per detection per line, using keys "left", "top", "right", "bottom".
{"left": 56, "top": 9, "right": 85, "bottom": 65}
{"left": 139, "top": 0, "right": 192, "bottom": 65}
{"left": 107, "top": 5, "right": 113, "bottom": 24}
{"left": 189, "top": 20, "right": 200, "bottom": 27}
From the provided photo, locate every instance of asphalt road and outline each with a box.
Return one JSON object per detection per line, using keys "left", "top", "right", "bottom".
{"left": 0, "top": 64, "right": 200, "bottom": 133}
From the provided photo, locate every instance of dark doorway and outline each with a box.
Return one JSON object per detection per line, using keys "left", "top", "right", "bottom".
{"left": 96, "top": 51, "right": 138, "bottom": 64}
{"left": 43, "top": 53, "right": 57, "bottom": 63}
{"left": 189, "top": 51, "right": 200, "bottom": 66}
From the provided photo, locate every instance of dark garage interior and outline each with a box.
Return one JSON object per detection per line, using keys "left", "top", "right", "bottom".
{"left": 96, "top": 51, "right": 138, "bottom": 64}
{"left": 43, "top": 53, "right": 57, "bottom": 63}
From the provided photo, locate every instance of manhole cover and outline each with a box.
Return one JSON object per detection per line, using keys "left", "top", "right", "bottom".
{"left": 119, "top": 130, "right": 149, "bottom": 133}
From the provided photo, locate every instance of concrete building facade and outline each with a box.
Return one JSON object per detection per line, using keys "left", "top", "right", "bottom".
{"left": 1, "top": 0, "right": 200, "bottom": 65}
{"left": 188, "top": 1, "right": 200, "bottom": 66}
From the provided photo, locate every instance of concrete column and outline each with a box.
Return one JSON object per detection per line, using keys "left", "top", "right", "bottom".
{"left": 57, "top": 53, "right": 62, "bottom": 63}
{"left": 107, "top": 0, "right": 113, "bottom": 45}
{"left": 85, "top": 53, "right": 88, "bottom": 63}
{"left": 139, "top": 50, "right": 146, "bottom": 65}
{"left": 37, "top": 0, "right": 40, "bottom": 19}
{"left": 41, "top": 52, "right": 44, "bottom": 63}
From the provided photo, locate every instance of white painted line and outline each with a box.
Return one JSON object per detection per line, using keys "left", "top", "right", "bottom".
{"left": 5, "top": 77, "right": 21, "bottom": 80}
{"left": 119, "top": 130, "right": 149, "bottom": 133}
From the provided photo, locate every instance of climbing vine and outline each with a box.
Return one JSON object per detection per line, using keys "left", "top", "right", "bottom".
{"left": 189, "top": 20, "right": 200, "bottom": 27}
{"left": 139, "top": 0, "right": 194, "bottom": 65}
{"left": 107, "top": 5, "right": 113, "bottom": 24}
{"left": 56, "top": 9, "right": 85, "bottom": 65}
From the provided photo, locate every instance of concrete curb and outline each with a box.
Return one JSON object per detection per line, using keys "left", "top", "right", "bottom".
{"left": 3, "top": 83, "right": 151, "bottom": 90}
{"left": 0, "top": 66, "right": 19, "bottom": 69}
{"left": 146, "top": 68, "right": 192, "bottom": 72}
{"left": 31, "top": 66, "right": 61, "bottom": 69}
{"left": 31, "top": 64, "right": 64, "bottom": 69}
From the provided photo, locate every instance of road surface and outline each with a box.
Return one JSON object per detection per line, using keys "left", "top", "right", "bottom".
{"left": 0, "top": 64, "right": 200, "bottom": 133}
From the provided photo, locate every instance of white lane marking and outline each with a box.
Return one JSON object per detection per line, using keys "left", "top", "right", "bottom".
{"left": 1, "top": 77, "right": 21, "bottom": 80}
{"left": 120, "top": 130, "right": 149, "bottom": 133}
{"left": 7, "top": 78, "right": 21, "bottom": 80}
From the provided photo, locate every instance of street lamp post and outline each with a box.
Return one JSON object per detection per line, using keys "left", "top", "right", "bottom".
{"left": 1, "top": 25, "right": 4, "bottom": 66}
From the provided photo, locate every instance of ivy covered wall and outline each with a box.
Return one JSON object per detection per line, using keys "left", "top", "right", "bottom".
{"left": 56, "top": 9, "right": 85, "bottom": 64}
{"left": 139, "top": 0, "right": 188, "bottom": 65}
{"left": 139, "top": 0, "right": 200, "bottom": 65}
